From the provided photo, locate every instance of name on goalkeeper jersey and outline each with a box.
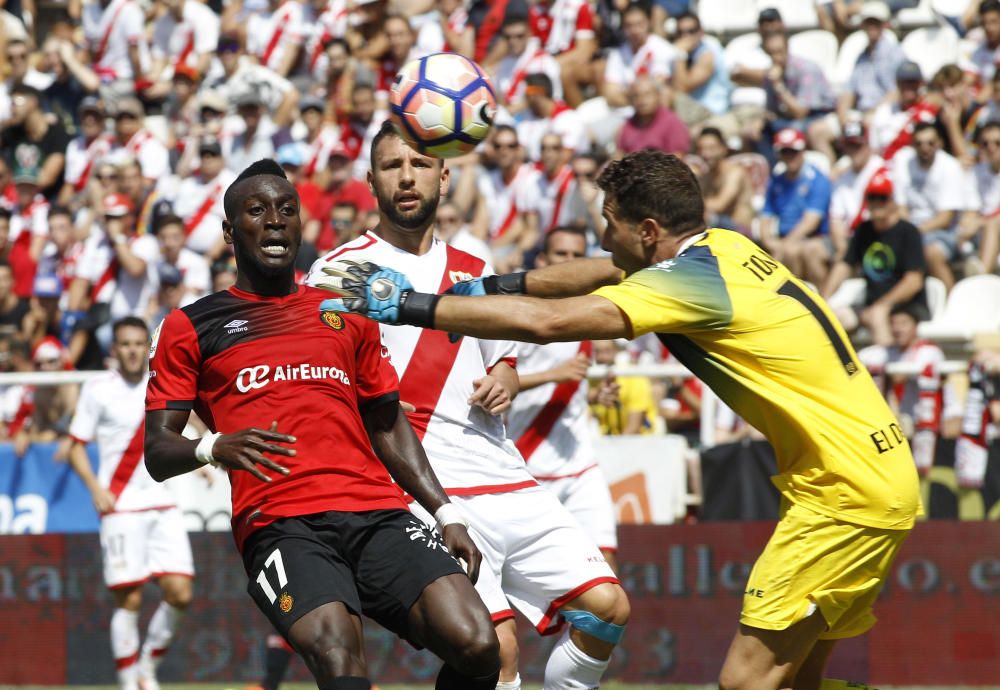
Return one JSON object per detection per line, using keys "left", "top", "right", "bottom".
{"left": 236, "top": 363, "right": 351, "bottom": 392}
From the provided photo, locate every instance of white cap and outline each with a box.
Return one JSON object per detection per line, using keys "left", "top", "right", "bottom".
{"left": 860, "top": 1, "right": 891, "bottom": 23}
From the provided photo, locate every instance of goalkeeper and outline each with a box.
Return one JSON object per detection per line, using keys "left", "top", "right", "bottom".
{"left": 315, "top": 149, "right": 920, "bottom": 690}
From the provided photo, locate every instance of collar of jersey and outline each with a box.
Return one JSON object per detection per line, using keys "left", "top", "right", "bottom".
{"left": 676, "top": 231, "right": 708, "bottom": 257}
{"left": 227, "top": 285, "right": 304, "bottom": 303}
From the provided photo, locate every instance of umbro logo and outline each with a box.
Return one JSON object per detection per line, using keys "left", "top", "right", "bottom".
{"left": 224, "top": 319, "right": 249, "bottom": 334}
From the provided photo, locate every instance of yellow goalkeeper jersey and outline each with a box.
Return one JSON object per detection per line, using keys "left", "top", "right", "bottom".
{"left": 594, "top": 228, "right": 921, "bottom": 530}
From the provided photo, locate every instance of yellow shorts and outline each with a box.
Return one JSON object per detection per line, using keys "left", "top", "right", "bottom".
{"left": 739, "top": 501, "right": 910, "bottom": 640}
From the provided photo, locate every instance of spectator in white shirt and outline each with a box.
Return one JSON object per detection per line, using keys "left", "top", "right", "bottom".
{"left": 602, "top": 2, "right": 675, "bottom": 108}
{"left": 148, "top": 0, "right": 220, "bottom": 99}
{"left": 489, "top": 15, "right": 563, "bottom": 114}
{"left": 517, "top": 73, "right": 588, "bottom": 161}
{"left": 961, "top": 121, "right": 1000, "bottom": 274}
{"left": 152, "top": 214, "right": 211, "bottom": 299}
{"left": 829, "top": 121, "right": 887, "bottom": 258}
{"left": 969, "top": 0, "right": 1000, "bottom": 91}
{"left": 892, "top": 122, "right": 966, "bottom": 289}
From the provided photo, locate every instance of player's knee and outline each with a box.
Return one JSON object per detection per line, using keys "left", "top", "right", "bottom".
{"left": 298, "top": 642, "right": 364, "bottom": 678}
{"left": 450, "top": 623, "right": 501, "bottom": 675}
{"left": 579, "top": 583, "right": 630, "bottom": 626}
{"left": 162, "top": 581, "right": 193, "bottom": 609}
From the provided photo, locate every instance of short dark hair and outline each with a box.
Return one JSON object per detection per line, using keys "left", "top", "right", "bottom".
{"left": 676, "top": 11, "right": 700, "bottom": 29}
{"left": 501, "top": 13, "right": 530, "bottom": 30}
{"left": 223, "top": 159, "right": 289, "bottom": 221}
{"left": 370, "top": 119, "right": 400, "bottom": 163}
{"left": 0, "top": 208, "right": 11, "bottom": 223}
{"left": 623, "top": 2, "right": 650, "bottom": 19}
{"left": 697, "top": 126, "right": 727, "bottom": 146}
{"left": 493, "top": 124, "right": 518, "bottom": 143}
{"left": 597, "top": 150, "right": 705, "bottom": 236}
{"left": 154, "top": 213, "right": 185, "bottom": 234}
{"left": 10, "top": 82, "right": 41, "bottom": 100}
{"left": 524, "top": 73, "right": 553, "bottom": 98}
{"left": 542, "top": 225, "right": 588, "bottom": 254}
{"left": 48, "top": 205, "right": 72, "bottom": 221}
{"left": 978, "top": 120, "right": 1000, "bottom": 141}
{"left": 112, "top": 316, "right": 149, "bottom": 340}
{"left": 325, "top": 36, "right": 350, "bottom": 54}
{"left": 913, "top": 121, "right": 939, "bottom": 139}
{"left": 980, "top": 0, "right": 1000, "bottom": 16}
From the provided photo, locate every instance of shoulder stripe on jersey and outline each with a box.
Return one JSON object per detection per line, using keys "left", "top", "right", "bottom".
{"left": 324, "top": 233, "right": 377, "bottom": 262}
{"left": 515, "top": 341, "right": 592, "bottom": 461}
{"left": 399, "top": 245, "right": 487, "bottom": 439}
{"left": 108, "top": 420, "right": 146, "bottom": 503}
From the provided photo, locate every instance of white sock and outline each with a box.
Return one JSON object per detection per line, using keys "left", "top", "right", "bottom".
{"left": 543, "top": 630, "right": 610, "bottom": 690}
{"left": 141, "top": 602, "right": 185, "bottom": 670}
{"left": 496, "top": 673, "right": 521, "bottom": 690}
{"left": 111, "top": 608, "right": 141, "bottom": 690}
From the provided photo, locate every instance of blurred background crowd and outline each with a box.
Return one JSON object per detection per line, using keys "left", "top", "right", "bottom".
{"left": 0, "top": 0, "right": 997, "bottom": 510}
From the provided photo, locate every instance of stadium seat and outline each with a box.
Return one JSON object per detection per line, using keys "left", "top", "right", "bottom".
{"left": 788, "top": 30, "right": 839, "bottom": 85}
{"left": 724, "top": 31, "right": 763, "bottom": 71}
{"left": 834, "top": 29, "right": 899, "bottom": 90}
{"left": 699, "top": 0, "right": 757, "bottom": 37}
{"left": 827, "top": 277, "right": 867, "bottom": 309}
{"left": 901, "top": 25, "right": 960, "bottom": 83}
{"left": 729, "top": 152, "right": 770, "bottom": 211}
{"left": 918, "top": 275, "right": 1000, "bottom": 341}
{"left": 804, "top": 150, "right": 831, "bottom": 175}
{"left": 766, "top": 0, "right": 820, "bottom": 31}
{"left": 896, "top": 0, "right": 938, "bottom": 29}
{"left": 924, "top": 275, "right": 947, "bottom": 320}
{"left": 931, "top": 0, "right": 968, "bottom": 17}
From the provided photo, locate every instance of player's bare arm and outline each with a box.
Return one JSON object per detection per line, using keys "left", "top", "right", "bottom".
{"left": 361, "top": 400, "right": 482, "bottom": 581}
{"left": 469, "top": 361, "right": 518, "bottom": 414}
{"left": 518, "top": 353, "right": 591, "bottom": 391}
{"left": 145, "top": 410, "right": 295, "bottom": 483}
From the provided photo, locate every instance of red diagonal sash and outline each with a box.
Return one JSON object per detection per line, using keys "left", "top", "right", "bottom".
{"left": 261, "top": 6, "right": 291, "bottom": 67}
{"left": 399, "top": 246, "right": 486, "bottom": 438}
{"left": 108, "top": 419, "right": 146, "bottom": 500}
{"left": 546, "top": 166, "right": 574, "bottom": 232}
{"left": 94, "top": 0, "right": 129, "bottom": 64}
{"left": 514, "top": 341, "right": 591, "bottom": 460}
{"left": 184, "top": 181, "right": 222, "bottom": 237}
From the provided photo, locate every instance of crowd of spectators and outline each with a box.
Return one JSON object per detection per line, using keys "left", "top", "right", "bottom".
{"left": 0, "top": 0, "right": 997, "bottom": 495}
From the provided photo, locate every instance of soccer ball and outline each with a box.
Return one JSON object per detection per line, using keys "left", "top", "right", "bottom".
{"left": 389, "top": 52, "right": 497, "bottom": 159}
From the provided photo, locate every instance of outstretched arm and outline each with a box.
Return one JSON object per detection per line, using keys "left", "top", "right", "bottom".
{"left": 363, "top": 400, "right": 482, "bottom": 580}
{"left": 524, "top": 257, "right": 623, "bottom": 297}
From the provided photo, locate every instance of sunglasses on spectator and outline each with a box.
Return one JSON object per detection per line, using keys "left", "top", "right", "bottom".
{"left": 503, "top": 31, "right": 528, "bottom": 40}
{"left": 777, "top": 147, "right": 800, "bottom": 156}
{"left": 36, "top": 358, "right": 60, "bottom": 366}
{"left": 219, "top": 41, "right": 240, "bottom": 53}
{"left": 200, "top": 150, "right": 220, "bottom": 158}
{"left": 866, "top": 193, "right": 891, "bottom": 203}
{"left": 495, "top": 141, "right": 518, "bottom": 149}
{"left": 576, "top": 169, "right": 596, "bottom": 179}
{"left": 676, "top": 27, "right": 699, "bottom": 36}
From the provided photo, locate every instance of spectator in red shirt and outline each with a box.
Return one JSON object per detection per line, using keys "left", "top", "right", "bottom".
{"left": 304, "top": 147, "right": 376, "bottom": 253}
{"left": 616, "top": 77, "right": 690, "bottom": 156}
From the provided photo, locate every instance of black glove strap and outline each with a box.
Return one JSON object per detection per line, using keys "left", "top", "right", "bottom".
{"left": 398, "top": 291, "right": 440, "bottom": 329}
{"left": 482, "top": 272, "right": 527, "bottom": 295}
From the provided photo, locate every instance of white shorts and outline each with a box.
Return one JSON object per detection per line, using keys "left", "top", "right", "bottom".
{"left": 412, "top": 485, "right": 618, "bottom": 634}
{"left": 538, "top": 466, "right": 618, "bottom": 551}
{"left": 100, "top": 507, "right": 195, "bottom": 590}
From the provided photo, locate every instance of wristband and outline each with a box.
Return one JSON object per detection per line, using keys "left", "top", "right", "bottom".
{"left": 434, "top": 502, "right": 468, "bottom": 530}
{"left": 398, "top": 290, "right": 440, "bottom": 328}
{"left": 194, "top": 432, "right": 221, "bottom": 466}
{"left": 482, "top": 272, "right": 527, "bottom": 295}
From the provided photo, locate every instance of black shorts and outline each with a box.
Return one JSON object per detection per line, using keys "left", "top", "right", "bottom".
{"left": 241, "top": 509, "right": 464, "bottom": 641}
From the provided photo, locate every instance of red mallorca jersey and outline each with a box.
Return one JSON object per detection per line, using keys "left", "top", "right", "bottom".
{"left": 146, "top": 285, "right": 407, "bottom": 549}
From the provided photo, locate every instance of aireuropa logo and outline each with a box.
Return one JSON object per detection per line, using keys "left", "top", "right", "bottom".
{"left": 235, "top": 363, "right": 351, "bottom": 393}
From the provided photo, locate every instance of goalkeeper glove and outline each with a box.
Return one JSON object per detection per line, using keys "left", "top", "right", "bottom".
{"left": 315, "top": 260, "right": 439, "bottom": 327}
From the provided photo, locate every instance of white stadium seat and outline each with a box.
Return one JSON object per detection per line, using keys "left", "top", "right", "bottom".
{"left": 699, "top": 0, "right": 757, "bottom": 36}
{"left": 765, "top": 0, "right": 820, "bottom": 31}
{"left": 729, "top": 152, "right": 770, "bottom": 211}
{"left": 725, "top": 31, "right": 763, "bottom": 71}
{"left": 918, "top": 275, "right": 1000, "bottom": 341}
{"left": 924, "top": 275, "right": 948, "bottom": 321}
{"left": 901, "top": 25, "right": 960, "bottom": 83}
{"left": 789, "top": 30, "right": 840, "bottom": 85}
{"left": 834, "top": 29, "right": 899, "bottom": 90}
{"left": 931, "top": 0, "right": 968, "bottom": 17}
{"left": 896, "top": 0, "right": 938, "bottom": 29}
{"left": 804, "top": 150, "right": 831, "bottom": 176}
{"left": 827, "top": 277, "right": 867, "bottom": 309}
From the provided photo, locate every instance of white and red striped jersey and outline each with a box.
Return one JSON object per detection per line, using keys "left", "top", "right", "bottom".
{"left": 247, "top": 0, "right": 305, "bottom": 73}
{"left": 475, "top": 164, "right": 539, "bottom": 240}
{"left": 830, "top": 155, "right": 887, "bottom": 232}
{"left": 529, "top": 0, "right": 594, "bottom": 56}
{"left": 77, "top": 229, "right": 159, "bottom": 321}
{"left": 170, "top": 169, "right": 236, "bottom": 254}
{"left": 11, "top": 194, "right": 49, "bottom": 244}
{"left": 302, "top": 0, "right": 348, "bottom": 79}
{"left": 150, "top": 0, "right": 220, "bottom": 77}
{"left": 603, "top": 34, "right": 676, "bottom": 86}
{"left": 164, "top": 247, "right": 211, "bottom": 296}
{"left": 493, "top": 37, "right": 563, "bottom": 106}
{"left": 516, "top": 102, "right": 588, "bottom": 161}
{"left": 300, "top": 126, "right": 341, "bottom": 178}
{"left": 507, "top": 341, "right": 594, "bottom": 479}
{"left": 306, "top": 232, "right": 532, "bottom": 494}
{"left": 107, "top": 130, "right": 170, "bottom": 181}
{"left": 869, "top": 100, "right": 938, "bottom": 160}
{"left": 82, "top": 0, "right": 149, "bottom": 81}
{"left": 64, "top": 133, "right": 114, "bottom": 193}
{"left": 519, "top": 164, "right": 580, "bottom": 233}
{"left": 69, "top": 370, "right": 175, "bottom": 512}
{"left": 341, "top": 113, "right": 387, "bottom": 180}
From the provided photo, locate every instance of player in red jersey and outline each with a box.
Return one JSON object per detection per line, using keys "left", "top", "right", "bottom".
{"left": 143, "top": 159, "right": 500, "bottom": 690}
